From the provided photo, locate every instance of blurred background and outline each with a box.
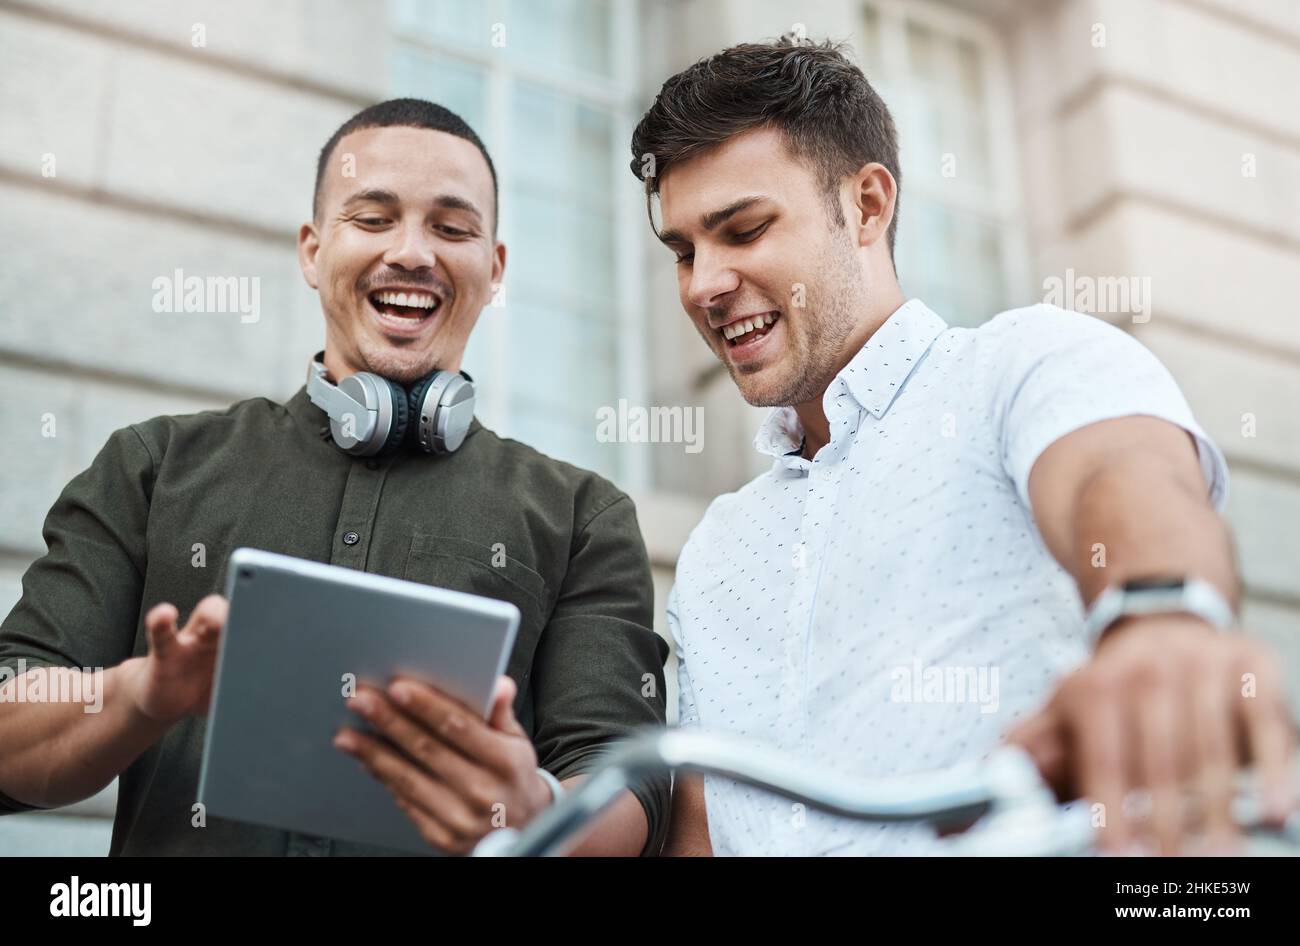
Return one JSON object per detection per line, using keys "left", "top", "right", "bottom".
{"left": 1, "top": 0, "right": 1297, "bottom": 853}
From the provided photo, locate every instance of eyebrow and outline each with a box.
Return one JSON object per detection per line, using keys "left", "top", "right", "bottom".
{"left": 657, "top": 195, "right": 769, "bottom": 246}
{"left": 341, "top": 188, "right": 400, "bottom": 208}
{"left": 341, "top": 189, "right": 484, "bottom": 222}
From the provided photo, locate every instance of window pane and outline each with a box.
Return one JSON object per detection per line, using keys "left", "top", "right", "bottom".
{"left": 870, "top": 4, "right": 1012, "bottom": 326}
{"left": 392, "top": 0, "right": 494, "bottom": 49}
{"left": 897, "top": 197, "right": 1004, "bottom": 328}
{"left": 504, "top": 303, "right": 617, "bottom": 420}
{"left": 509, "top": 83, "right": 613, "bottom": 212}
{"left": 507, "top": 191, "right": 616, "bottom": 308}
{"left": 390, "top": 50, "right": 487, "bottom": 131}
{"left": 505, "top": 0, "right": 612, "bottom": 80}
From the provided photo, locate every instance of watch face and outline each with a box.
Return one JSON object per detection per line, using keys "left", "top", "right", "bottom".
{"left": 1122, "top": 577, "right": 1186, "bottom": 592}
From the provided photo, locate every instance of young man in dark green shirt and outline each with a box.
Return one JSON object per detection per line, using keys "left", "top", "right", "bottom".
{"left": 0, "top": 99, "right": 669, "bottom": 856}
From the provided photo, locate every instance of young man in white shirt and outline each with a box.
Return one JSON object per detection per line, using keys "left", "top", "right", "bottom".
{"left": 629, "top": 37, "right": 1295, "bottom": 856}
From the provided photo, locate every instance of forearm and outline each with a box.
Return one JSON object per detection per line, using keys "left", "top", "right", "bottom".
{"left": 560, "top": 779, "right": 650, "bottom": 856}
{"left": 661, "top": 774, "right": 712, "bottom": 856}
{"left": 1067, "top": 453, "right": 1239, "bottom": 609}
{"left": 0, "top": 658, "right": 170, "bottom": 808}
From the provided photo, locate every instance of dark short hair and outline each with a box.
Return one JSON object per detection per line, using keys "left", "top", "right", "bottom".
{"left": 629, "top": 37, "right": 901, "bottom": 253}
{"left": 313, "top": 97, "right": 498, "bottom": 227}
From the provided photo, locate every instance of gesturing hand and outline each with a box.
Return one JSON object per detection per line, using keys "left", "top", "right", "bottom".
{"left": 132, "top": 594, "right": 227, "bottom": 725}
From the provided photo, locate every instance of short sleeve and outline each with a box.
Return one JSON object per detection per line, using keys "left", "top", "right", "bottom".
{"left": 984, "top": 306, "right": 1228, "bottom": 513}
{"left": 665, "top": 585, "right": 700, "bottom": 729}
{"left": 0, "top": 425, "right": 154, "bottom": 675}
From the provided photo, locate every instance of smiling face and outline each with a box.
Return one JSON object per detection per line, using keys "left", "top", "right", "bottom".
{"left": 298, "top": 125, "right": 505, "bottom": 385}
{"left": 657, "top": 126, "right": 875, "bottom": 408}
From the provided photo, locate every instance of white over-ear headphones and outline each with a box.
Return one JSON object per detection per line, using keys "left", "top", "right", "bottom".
{"left": 306, "top": 352, "right": 476, "bottom": 457}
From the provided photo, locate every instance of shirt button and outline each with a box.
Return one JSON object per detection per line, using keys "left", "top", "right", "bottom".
{"left": 342, "top": 531, "right": 360, "bottom": 546}
{"left": 365, "top": 459, "right": 380, "bottom": 470}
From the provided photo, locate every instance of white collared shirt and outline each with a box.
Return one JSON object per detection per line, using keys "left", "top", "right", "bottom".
{"left": 667, "top": 300, "right": 1228, "bottom": 856}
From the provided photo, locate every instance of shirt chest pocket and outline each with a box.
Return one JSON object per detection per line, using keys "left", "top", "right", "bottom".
{"left": 402, "top": 534, "right": 550, "bottom": 696}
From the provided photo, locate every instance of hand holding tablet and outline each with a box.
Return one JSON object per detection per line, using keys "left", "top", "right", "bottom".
{"left": 196, "top": 547, "right": 519, "bottom": 854}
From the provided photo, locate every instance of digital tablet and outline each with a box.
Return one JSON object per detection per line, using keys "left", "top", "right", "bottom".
{"left": 196, "top": 547, "right": 519, "bottom": 855}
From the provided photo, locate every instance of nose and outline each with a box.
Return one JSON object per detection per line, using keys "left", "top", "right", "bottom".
{"left": 382, "top": 219, "right": 437, "bottom": 271}
{"left": 686, "top": 248, "right": 741, "bottom": 312}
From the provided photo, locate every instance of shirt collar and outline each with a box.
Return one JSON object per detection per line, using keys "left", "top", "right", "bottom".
{"left": 753, "top": 299, "right": 948, "bottom": 460}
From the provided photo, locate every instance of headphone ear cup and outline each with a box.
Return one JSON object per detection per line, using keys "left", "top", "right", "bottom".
{"left": 405, "top": 373, "right": 436, "bottom": 451}
{"left": 376, "top": 377, "right": 410, "bottom": 456}
{"left": 407, "top": 371, "right": 475, "bottom": 454}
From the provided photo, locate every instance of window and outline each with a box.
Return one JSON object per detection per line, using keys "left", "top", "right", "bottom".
{"left": 390, "top": 0, "right": 646, "bottom": 485}
{"left": 861, "top": 0, "right": 1029, "bottom": 327}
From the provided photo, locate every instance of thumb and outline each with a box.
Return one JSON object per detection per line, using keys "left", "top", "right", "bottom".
{"left": 488, "top": 675, "right": 526, "bottom": 736}
{"left": 144, "top": 603, "right": 179, "bottom": 658}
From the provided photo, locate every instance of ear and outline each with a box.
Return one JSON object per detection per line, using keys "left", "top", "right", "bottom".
{"left": 849, "top": 162, "right": 897, "bottom": 251}
{"left": 490, "top": 240, "right": 507, "bottom": 301}
{"left": 298, "top": 221, "right": 321, "bottom": 289}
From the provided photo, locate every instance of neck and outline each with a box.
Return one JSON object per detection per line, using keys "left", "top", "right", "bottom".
{"left": 321, "top": 347, "right": 357, "bottom": 385}
{"left": 792, "top": 279, "right": 907, "bottom": 460}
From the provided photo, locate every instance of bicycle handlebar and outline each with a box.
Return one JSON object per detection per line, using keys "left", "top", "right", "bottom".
{"left": 473, "top": 729, "right": 1300, "bottom": 857}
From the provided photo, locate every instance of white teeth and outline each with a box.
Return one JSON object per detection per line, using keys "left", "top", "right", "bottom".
{"left": 722, "top": 313, "right": 778, "bottom": 342}
{"left": 375, "top": 291, "right": 438, "bottom": 309}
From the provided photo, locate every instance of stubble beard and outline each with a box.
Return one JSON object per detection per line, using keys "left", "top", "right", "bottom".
{"left": 733, "top": 225, "right": 866, "bottom": 408}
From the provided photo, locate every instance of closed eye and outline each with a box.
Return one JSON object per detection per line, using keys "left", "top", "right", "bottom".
{"left": 733, "top": 221, "right": 770, "bottom": 243}
{"left": 675, "top": 221, "right": 769, "bottom": 264}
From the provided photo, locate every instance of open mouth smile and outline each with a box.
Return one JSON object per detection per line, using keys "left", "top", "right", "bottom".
{"left": 717, "top": 310, "right": 781, "bottom": 363}
{"left": 366, "top": 289, "right": 444, "bottom": 336}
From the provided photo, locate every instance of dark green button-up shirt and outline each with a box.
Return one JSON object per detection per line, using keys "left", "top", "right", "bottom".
{"left": 0, "top": 381, "right": 670, "bottom": 855}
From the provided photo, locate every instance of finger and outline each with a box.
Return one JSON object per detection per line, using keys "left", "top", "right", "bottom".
{"left": 144, "top": 603, "right": 179, "bottom": 657}
{"left": 1004, "top": 706, "right": 1071, "bottom": 799}
{"left": 386, "top": 677, "right": 516, "bottom": 775}
{"left": 1237, "top": 649, "right": 1296, "bottom": 824}
{"left": 1135, "top": 681, "right": 1184, "bottom": 856}
{"left": 335, "top": 727, "right": 484, "bottom": 844}
{"left": 182, "top": 594, "right": 228, "bottom": 645}
{"left": 1070, "top": 682, "right": 1132, "bottom": 854}
{"left": 488, "top": 676, "right": 526, "bottom": 737}
{"left": 392, "top": 795, "right": 476, "bottom": 855}
{"left": 1190, "top": 649, "right": 1236, "bottom": 851}
{"left": 346, "top": 687, "right": 486, "bottom": 802}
